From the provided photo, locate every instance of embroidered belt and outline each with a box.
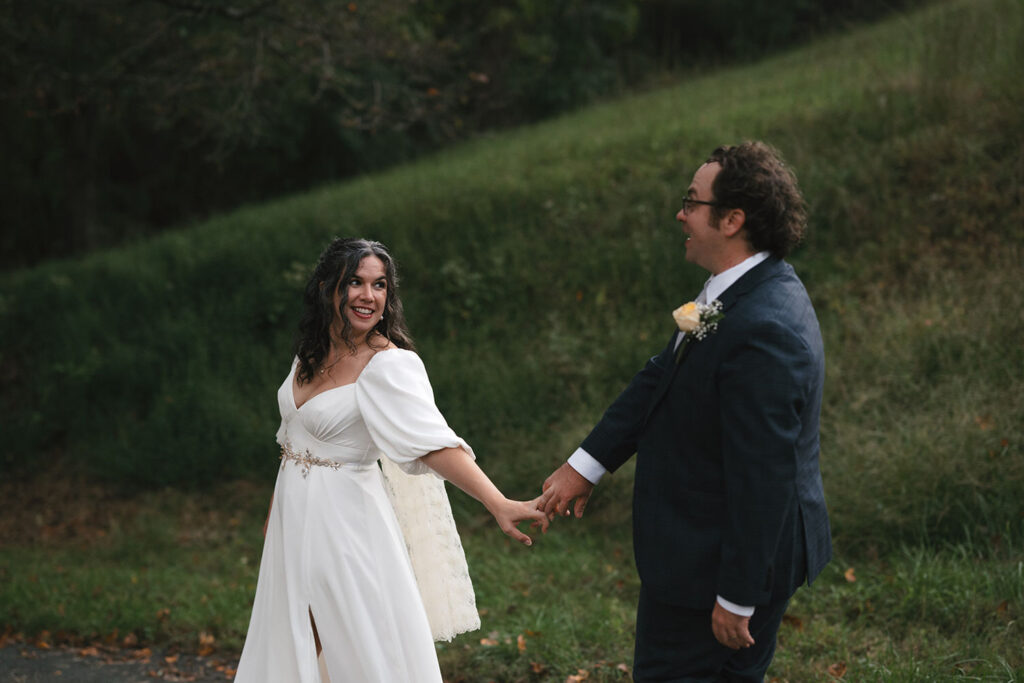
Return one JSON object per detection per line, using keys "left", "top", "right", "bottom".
{"left": 279, "top": 443, "right": 375, "bottom": 479}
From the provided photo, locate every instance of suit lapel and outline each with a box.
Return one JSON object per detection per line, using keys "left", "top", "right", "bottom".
{"left": 642, "top": 258, "right": 786, "bottom": 425}
{"left": 645, "top": 332, "right": 688, "bottom": 423}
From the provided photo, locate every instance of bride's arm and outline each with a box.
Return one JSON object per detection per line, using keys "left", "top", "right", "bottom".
{"left": 421, "top": 447, "right": 549, "bottom": 545}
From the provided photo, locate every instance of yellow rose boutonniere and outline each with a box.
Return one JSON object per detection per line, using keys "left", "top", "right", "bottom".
{"left": 672, "top": 301, "right": 701, "bottom": 332}
{"left": 672, "top": 299, "right": 724, "bottom": 363}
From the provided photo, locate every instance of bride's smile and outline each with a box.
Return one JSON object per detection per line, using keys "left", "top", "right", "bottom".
{"left": 333, "top": 255, "right": 387, "bottom": 338}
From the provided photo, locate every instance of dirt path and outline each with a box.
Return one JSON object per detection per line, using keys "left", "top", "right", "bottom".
{"left": 0, "top": 643, "right": 237, "bottom": 682}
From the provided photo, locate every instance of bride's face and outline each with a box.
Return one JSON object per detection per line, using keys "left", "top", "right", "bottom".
{"left": 334, "top": 255, "right": 388, "bottom": 340}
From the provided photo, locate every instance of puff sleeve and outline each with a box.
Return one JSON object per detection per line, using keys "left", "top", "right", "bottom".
{"left": 356, "top": 349, "right": 475, "bottom": 476}
{"left": 356, "top": 349, "right": 480, "bottom": 641}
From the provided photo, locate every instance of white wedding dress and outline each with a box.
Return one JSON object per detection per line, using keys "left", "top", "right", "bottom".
{"left": 234, "top": 349, "right": 480, "bottom": 682}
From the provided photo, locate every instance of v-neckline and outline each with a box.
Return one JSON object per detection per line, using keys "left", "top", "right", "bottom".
{"left": 289, "top": 348, "right": 396, "bottom": 411}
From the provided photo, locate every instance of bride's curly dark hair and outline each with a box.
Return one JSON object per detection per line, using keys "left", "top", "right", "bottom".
{"left": 294, "top": 238, "right": 415, "bottom": 385}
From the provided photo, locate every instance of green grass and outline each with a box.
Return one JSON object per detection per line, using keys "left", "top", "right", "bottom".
{"left": 3, "top": 479, "right": 1021, "bottom": 680}
{"left": 0, "top": 481, "right": 268, "bottom": 651}
{"left": 1, "top": 0, "right": 1023, "bottom": 679}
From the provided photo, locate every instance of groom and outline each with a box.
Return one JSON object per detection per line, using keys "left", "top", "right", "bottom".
{"left": 538, "top": 141, "right": 831, "bottom": 681}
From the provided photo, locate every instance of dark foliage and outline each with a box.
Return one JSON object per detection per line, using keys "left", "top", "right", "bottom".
{"left": 0, "top": 0, "right": 928, "bottom": 269}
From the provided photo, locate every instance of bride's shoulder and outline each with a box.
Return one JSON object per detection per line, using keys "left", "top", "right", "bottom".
{"left": 362, "top": 346, "right": 424, "bottom": 377}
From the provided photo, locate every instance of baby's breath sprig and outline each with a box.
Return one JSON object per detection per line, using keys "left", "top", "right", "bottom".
{"left": 673, "top": 299, "right": 725, "bottom": 363}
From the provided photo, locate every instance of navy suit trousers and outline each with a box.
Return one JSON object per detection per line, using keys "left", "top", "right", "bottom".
{"left": 633, "top": 585, "right": 790, "bottom": 683}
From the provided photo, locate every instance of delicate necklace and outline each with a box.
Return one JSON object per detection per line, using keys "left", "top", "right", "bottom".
{"left": 319, "top": 354, "right": 342, "bottom": 375}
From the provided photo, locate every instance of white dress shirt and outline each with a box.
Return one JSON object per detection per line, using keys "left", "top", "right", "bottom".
{"left": 568, "top": 251, "right": 770, "bottom": 618}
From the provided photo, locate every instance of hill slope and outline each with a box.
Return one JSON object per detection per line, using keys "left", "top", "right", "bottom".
{"left": 2, "top": 0, "right": 1021, "bottom": 556}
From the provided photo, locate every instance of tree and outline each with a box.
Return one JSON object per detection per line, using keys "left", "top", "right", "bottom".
{"left": 1, "top": 0, "right": 456, "bottom": 265}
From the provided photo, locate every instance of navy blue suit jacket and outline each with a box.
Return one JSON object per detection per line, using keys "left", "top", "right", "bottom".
{"left": 581, "top": 257, "right": 831, "bottom": 608}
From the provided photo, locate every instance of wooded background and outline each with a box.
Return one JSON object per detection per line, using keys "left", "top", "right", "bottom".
{"left": 2, "top": 0, "right": 919, "bottom": 268}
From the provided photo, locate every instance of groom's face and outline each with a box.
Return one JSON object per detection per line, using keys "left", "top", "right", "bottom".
{"left": 677, "top": 162, "right": 726, "bottom": 273}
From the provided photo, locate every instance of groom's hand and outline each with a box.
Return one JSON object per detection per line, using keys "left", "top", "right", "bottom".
{"left": 536, "top": 463, "right": 594, "bottom": 519}
{"left": 711, "top": 602, "right": 755, "bottom": 650}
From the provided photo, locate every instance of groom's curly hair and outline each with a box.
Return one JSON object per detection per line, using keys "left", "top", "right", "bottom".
{"left": 706, "top": 141, "right": 807, "bottom": 258}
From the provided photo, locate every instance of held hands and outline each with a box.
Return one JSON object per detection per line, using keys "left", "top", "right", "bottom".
{"left": 488, "top": 497, "right": 550, "bottom": 546}
{"left": 486, "top": 462, "right": 593, "bottom": 545}
{"left": 536, "top": 463, "right": 594, "bottom": 520}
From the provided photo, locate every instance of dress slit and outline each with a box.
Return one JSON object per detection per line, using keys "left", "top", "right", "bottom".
{"left": 308, "top": 607, "right": 322, "bottom": 655}
{"left": 309, "top": 605, "right": 332, "bottom": 682}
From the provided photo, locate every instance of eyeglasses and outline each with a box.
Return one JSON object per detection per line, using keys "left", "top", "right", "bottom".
{"left": 680, "top": 197, "right": 720, "bottom": 215}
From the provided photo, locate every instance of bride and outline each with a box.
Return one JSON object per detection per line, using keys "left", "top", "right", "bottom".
{"left": 233, "top": 238, "right": 547, "bottom": 682}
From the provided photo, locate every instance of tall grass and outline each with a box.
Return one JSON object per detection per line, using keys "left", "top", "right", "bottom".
{"left": 1, "top": 0, "right": 1023, "bottom": 678}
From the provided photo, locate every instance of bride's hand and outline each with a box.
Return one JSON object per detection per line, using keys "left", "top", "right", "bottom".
{"left": 491, "top": 497, "right": 549, "bottom": 546}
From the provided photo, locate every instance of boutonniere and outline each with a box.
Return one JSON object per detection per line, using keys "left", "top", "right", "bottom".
{"left": 672, "top": 299, "right": 725, "bottom": 363}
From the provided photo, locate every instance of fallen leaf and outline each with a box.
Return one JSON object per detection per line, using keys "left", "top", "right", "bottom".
{"left": 617, "top": 663, "right": 629, "bottom": 672}
{"left": 782, "top": 613, "right": 804, "bottom": 631}
{"left": 530, "top": 661, "right": 547, "bottom": 674}
{"left": 844, "top": 567, "right": 856, "bottom": 582}
{"left": 996, "top": 600, "right": 1008, "bottom": 614}
{"left": 975, "top": 415, "right": 995, "bottom": 430}
{"left": 828, "top": 661, "right": 847, "bottom": 678}
{"left": 198, "top": 631, "right": 216, "bottom": 657}
{"left": 78, "top": 646, "right": 101, "bottom": 657}
{"left": 517, "top": 634, "right": 526, "bottom": 652}
{"left": 479, "top": 638, "right": 498, "bottom": 647}
{"left": 165, "top": 655, "right": 179, "bottom": 664}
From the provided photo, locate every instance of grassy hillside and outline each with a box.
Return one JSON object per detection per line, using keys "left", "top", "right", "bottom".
{"left": 2, "top": 0, "right": 1022, "bottom": 679}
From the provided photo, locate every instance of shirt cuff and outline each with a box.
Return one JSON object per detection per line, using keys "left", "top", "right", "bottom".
{"left": 567, "top": 448, "right": 606, "bottom": 485}
{"left": 716, "top": 596, "right": 755, "bottom": 617}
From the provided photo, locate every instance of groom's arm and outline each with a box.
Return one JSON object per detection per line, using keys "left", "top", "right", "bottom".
{"left": 579, "top": 335, "right": 675, "bottom": 470}
{"left": 539, "top": 333, "right": 676, "bottom": 518}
